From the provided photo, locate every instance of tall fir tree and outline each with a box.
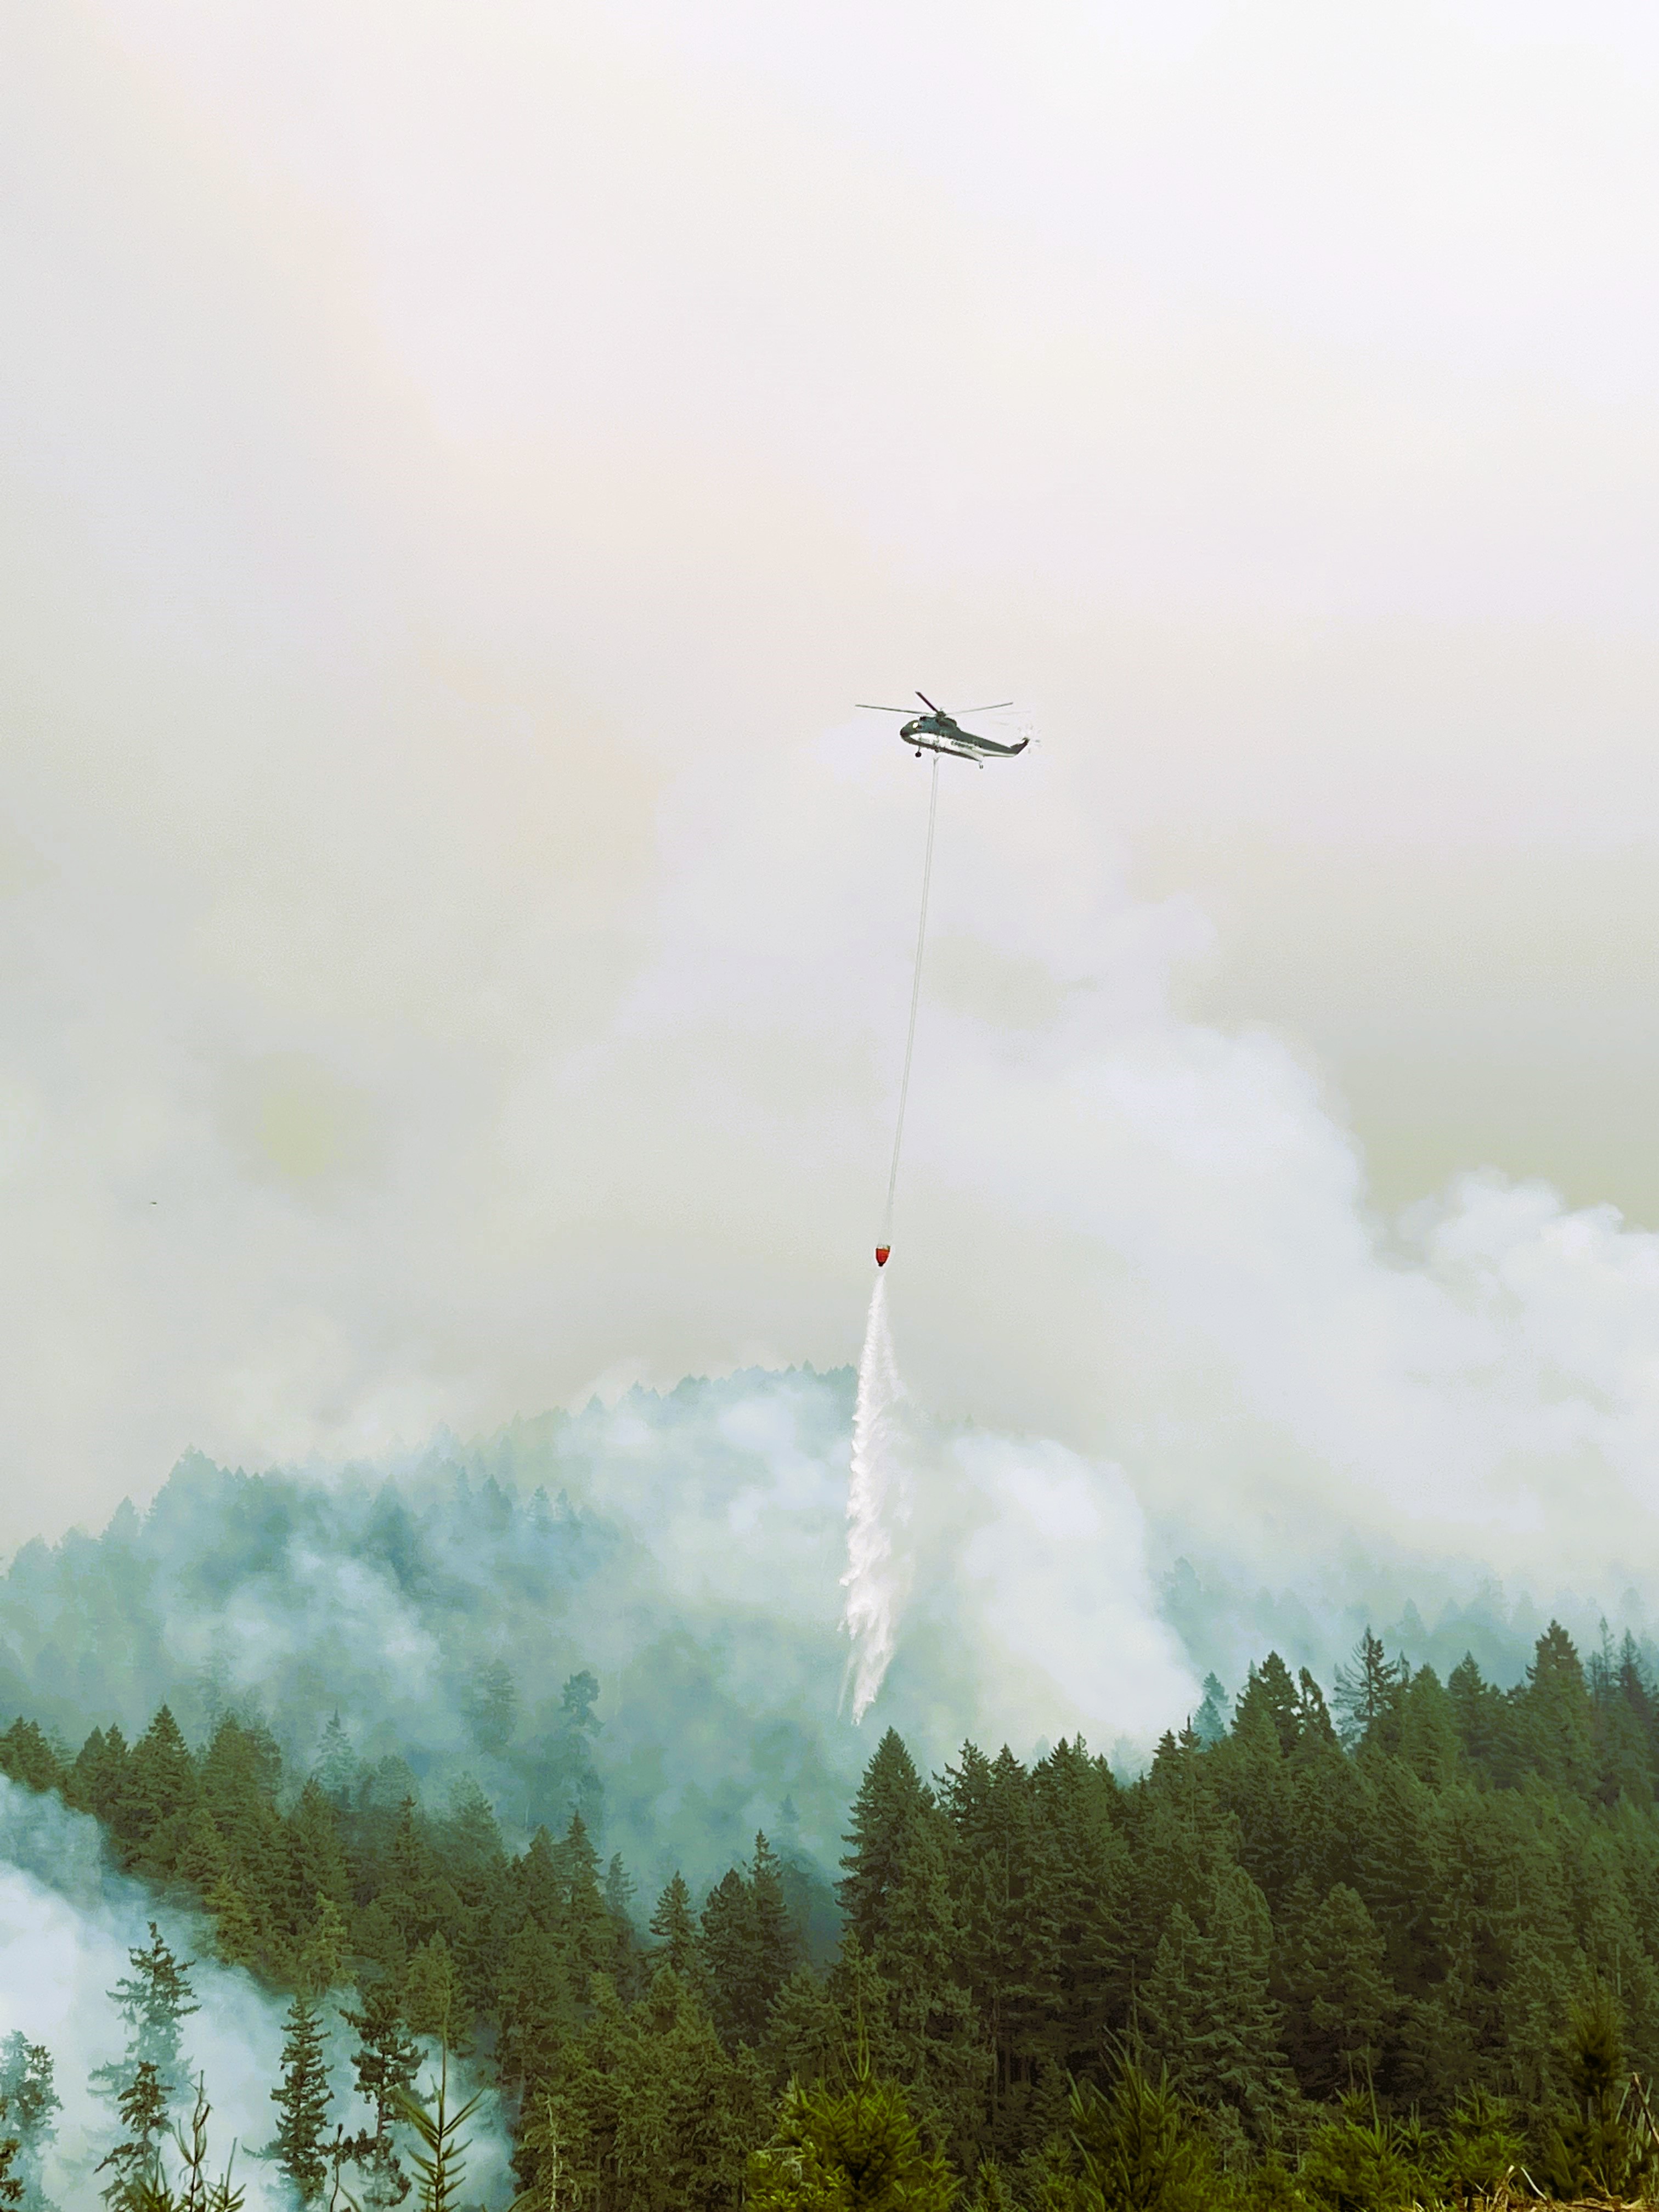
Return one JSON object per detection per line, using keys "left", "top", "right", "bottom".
{"left": 93, "top": 1923, "right": 199, "bottom": 2109}
{"left": 267, "top": 1993, "right": 331, "bottom": 2206}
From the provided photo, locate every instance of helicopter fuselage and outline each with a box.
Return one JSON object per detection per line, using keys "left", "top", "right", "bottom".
{"left": 898, "top": 713, "right": 1025, "bottom": 763}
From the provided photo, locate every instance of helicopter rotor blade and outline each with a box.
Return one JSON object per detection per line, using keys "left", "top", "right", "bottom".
{"left": 856, "top": 704, "right": 918, "bottom": 714}
{"left": 959, "top": 702, "right": 1014, "bottom": 715}
{"left": 915, "top": 691, "right": 941, "bottom": 713}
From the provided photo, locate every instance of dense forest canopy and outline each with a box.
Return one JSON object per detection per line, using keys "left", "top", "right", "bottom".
{"left": 7, "top": 1611, "right": 1659, "bottom": 2206}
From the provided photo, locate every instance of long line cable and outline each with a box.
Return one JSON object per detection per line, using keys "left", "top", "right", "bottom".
{"left": 882, "top": 754, "right": 941, "bottom": 1246}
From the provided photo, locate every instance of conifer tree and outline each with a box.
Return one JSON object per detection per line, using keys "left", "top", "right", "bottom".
{"left": 267, "top": 1993, "right": 331, "bottom": 2206}
{"left": 700, "top": 1868, "right": 755, "bottom": 2050}
{"left": 648, "top": 1872, "right": 703, "bottom": 1982}
{"left": 313, "top": 1711, "right": 358, "bottom": 1804}
{"left": 0, "top": 2036, "right": 57, "bottom": 2207}
{"left": 298, "top": 1893, "right": 351, "bottom": 1997}
{"left": 464, "top": 1660, "right": 518, "bottom": 1757}
{"left": 552, "top": 1813, "right": 612, "bottom": 2002}
{"left": 68, "top": 1724, "right": 131, "bottom": 1824}
{"left": 1277, "top": 1881, "right": 1402, "bottom": 2100}
{"left": 1398, "top": 1667, "right": 1463, "bottom": 1791}
{"left": 0, "top": 1720, "right": 63, "bottom": 1797}
{"left": 747, "top": 2038, "right": 956, "bottom": 2212}
{"left": 839, "top": 1730, "right": 932, "bottom": 1950}
{"left": 751, "top": 1834, "right": 802, "bottom": 2025}
{"left": 405, "top": 1933, "right": 472, "bottom": 2051}
{"left": 1191, "top": 1675, "right": 1229, "bottom": 1747}
{"left": 94, "top": 1923, "right": 199, "bottom": 2109}
{"left": 1139, "top": 1864, "right": 1291, "bottom": 2139}
{"left": 1333, "top": 1629, "right": 1406, "bottom": 1750}
{"left": 497, "top": 1921, "right": 574, "bottom": 2096}
{"left": 122, "top": 1706, "right": 199, "bottom": 1871}
{"left": 97, "top": 2059, "right": 171, "bottom": 2207}
{"left": 341, "top": 1983, "right": 419, "bottom": 2210}
{"left": 203, "top": 1876, "right": 263, "bottom": 1972}
{"left": 603, "top": 1851, "right": 640, "bottom": 2000}
{"left": 1543, "top": 1985, "right": 1650, "bottom": 2202}
{"left": 1525, "top": 1622, "right": 1599, "bottom": 1799}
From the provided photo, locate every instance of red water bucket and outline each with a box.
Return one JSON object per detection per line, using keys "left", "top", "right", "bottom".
{"left": 874, "top": 1245, "right": 891, "bottom": 1267}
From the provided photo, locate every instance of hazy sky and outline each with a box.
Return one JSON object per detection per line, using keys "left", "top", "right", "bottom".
{"left": 9, "top": 2, "right": 1659, "bottom": 1567}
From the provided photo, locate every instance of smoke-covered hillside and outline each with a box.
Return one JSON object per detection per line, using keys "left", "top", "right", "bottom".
{"left": 3, "top": 1367, "right": 868, "bottom": 1900}
{"left": 4, "top": 1359, "right": 1641, "bottom": 1917}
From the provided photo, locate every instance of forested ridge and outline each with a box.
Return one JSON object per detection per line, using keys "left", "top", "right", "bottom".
{"left": 7, "top": 1620, "right": 1659, "bottom": 2207}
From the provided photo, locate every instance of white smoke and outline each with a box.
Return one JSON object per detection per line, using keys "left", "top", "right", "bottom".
{"left": 842, "top": 1274, "right": 910, "bottom": 1722}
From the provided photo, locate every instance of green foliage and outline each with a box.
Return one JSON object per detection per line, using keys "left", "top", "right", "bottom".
{"left": 1432, "top": 2086, "right": 1523, "bottom": 2207}
{"left": 1296, "top": 2094, "right": 1421, "bottom": 2212}
{"left": 514, "top": 1967, "right": 771, "bottom": 2210}
{"left": 393, "top": 2048, "right": 483, "bottom": 2212}
{"left": 168, "top": 2075, "right": 247, "bottom": 2212}
{"left": 748, "top": 2045, "right": 957, "bottom": 2212}
{"left": 1031, "top": 2059, "right": 1211, "bottom": 2212}
{"left": 341, "top": 1982, "right": 419, "bottom": 2209}
{"left": 404, "top": 1934, "right": 472, "bottom": 2052}
{"left": 37, "top": 1607, "right": 1659, "bottom": 2210}
{"left": 94, "top": 1927, "right": 198, "bottom": 2115}
{"left": 97, "top": 2061, "right": 174, "bottom": 2207}
{"left": 266, "top": 1994, "right": 331, "bottom": 2205}
{"left": 1541, "top": 1983, "right": 1652, "bottom": 2202}
{"left": 0, "top": 2035, "right": 57, "bottom": 2209}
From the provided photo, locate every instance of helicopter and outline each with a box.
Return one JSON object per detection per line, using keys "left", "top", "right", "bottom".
{"left": 856, "top": 692, "right": 1028, "bottom": 764}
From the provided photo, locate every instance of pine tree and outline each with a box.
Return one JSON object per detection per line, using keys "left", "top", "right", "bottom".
{"left": 1235, "top": 1654, "right": 1300, "bottom": 1756}
{"left": 1191, "top": 1676, "right": 1229, "bottom": 1747}
{"left": 838, "top": 1730, "right": 931, "bottom": 1953}
{"left": 751, "top": 1833, "right": 802, "bottom": 2029}
{"left": 1139, "top": 1864, "right": 1292, "bottom": 2140}
{"left": 121, "top": 1706, "right": 199, "bottom": 1872}
{"left": 1447, "top": 1652, "right": 1521, "bottom": 1785}
{"left": 648, "top": 1872, "right": 703, "bottom": 1983}
{"left": 1544, "top": 1985, "right": 1650, "bottom": 2201}
{"left": 604, "top": 1851, "right": 640, "bottom": 2001}
{"left": 1398, "top": 1667, "right": 1463, "bottom": 1791}
{"left": 297, "top": 1893, "right": 350, "bottom": 1997}
{"left": 405, "top": 1933, "right": 472, "bottom": 2051}
{"left": 67, "top": 1724, "right": 131, "bottom": 1824}
{"left": 97, "top": 2059, "right": 171, "bottom": 2206}
{"left": 94, "top": 1923, "right": 199, "bottom": 2107}
{"left": 1277, "top": 1882, "right": 1403, "bottom": 2100}
{"left": 1524, "top": 1624, "right": 1599, "bottom": 1799}
{"left": 1333, "top": 1629, "right": 1406, "bottom": 1750}
{"left": 747, "top": 2040, "right": 956, "bottom": 2212}
{"left": 552, "top": 1813, "right": 612, "bottom": 2002}
{"left": 267, "top": 1993, "right": 330, "bottom": 2206}
{"left": 341, "top": 1983, "right": 418, "bottom": 2210}
{"left": 0, "top": 1720, "right": 63, "bottom": 1797}
{"left": 313, "top": 1711, "right": 358, "bottom": 1804}
{"left": 464, "top": 1660, "right": 518, "bottom": 1756}
{"left": 203, "top": 1876, "right": 263, "bottom": 1972}
{"left": 700, "top": 1869, "right": 755, "bottom": 2049}
{"left": 0, "top": 2038, "right": 55, "bottom": 2212}
{"left": 497, "top": 1921, "right": 574, "bottom": 2096}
